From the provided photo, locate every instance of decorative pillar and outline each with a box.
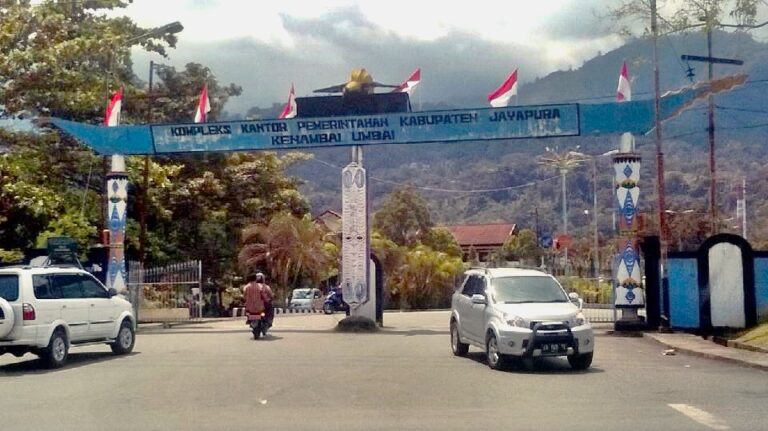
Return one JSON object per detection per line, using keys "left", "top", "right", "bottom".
{"left": 613, "top": 135, "right": 644, "bottom": 324}
{"left": 107, "top": 155, "right": 129, "bottom": 293}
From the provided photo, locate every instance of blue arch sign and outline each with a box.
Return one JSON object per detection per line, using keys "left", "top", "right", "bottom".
{"left": 48, "top": 75, "right": 744, "bottom": 155}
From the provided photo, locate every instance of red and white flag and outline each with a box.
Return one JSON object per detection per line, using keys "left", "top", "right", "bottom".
{"left": 488, "top": 69, "right": 518, "bottom": 107}
{"left": 617, "top": 61, "right": 631, "bottom": 102}
{"left": 278, "top": 83, "right": 297, "bottom": 119}
{"left": 392, "top": 68, "right": 421, "bottom": 94}
{"left": 194, "top": 84, "right": 211, "bottom": 123}
{"left": 103, "top": 89, "right": 122, "bottom": 126}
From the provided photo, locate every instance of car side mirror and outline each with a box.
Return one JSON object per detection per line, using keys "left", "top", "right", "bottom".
{"left": 568, "top": 292, "right": 583, "bottom": 309}
{"left": 471, "top": 294, "right": 486, "bottom": 305}
{"left": 108, "top": 288, "right": 118, "bottom": 297}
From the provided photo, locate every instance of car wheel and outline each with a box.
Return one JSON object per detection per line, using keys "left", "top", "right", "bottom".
{"left": 323, "top": 303, "right": 333, "bottom": 314}
{"left": 111, "top": 319, "right": 135, "bottom": 354}
{"left": 0, "top": 298, "right": 15, "bottom": 339}
{"left": 486, "top": 333, "right": 508, "bottom": 370}
{"left": 568, "top": 352, "right": 593, "bottom": 370}
{"left": 450, "top": 321, "right": 469, "bottom": 357}
{"left": 42, "top": 328, "right": 68, "bottom": 368}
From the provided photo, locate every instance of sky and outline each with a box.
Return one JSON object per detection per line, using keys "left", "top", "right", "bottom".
{"left": 113, "top": 0, "right": 638, "bottom": 115}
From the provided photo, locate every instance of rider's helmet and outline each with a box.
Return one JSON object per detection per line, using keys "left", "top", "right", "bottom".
{"left": 255, "top": 272, "right": 265, "bottom": 283}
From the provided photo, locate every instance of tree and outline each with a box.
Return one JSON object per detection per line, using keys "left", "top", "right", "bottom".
{"left": 607, "top": 0, "right": 763, "bottom": 36}
{"left": 423, "top": 227, "right": 462, "bottom": 258}
{"left": 500, "top": 228, "right": 541, "bottom": 264}
{"left": 238, "top": 212, "right": 335, "bottom": 302}
{"left": 389, "top": 245, "right": 464, "bottom": 309}
{"left": 145, "top": 62, "right": 242, "bottom": 124}
{"left": 0, "top": 1, "right": 180, "bottom": 121}
{"left": 373, "top": 186, "right": 433, "bottom": 246}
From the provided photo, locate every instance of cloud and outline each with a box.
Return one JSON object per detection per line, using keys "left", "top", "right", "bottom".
{"left": 132, "top": 3, "right": 625, "bottom": 116}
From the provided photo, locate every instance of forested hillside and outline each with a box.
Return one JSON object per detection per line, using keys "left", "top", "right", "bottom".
{"left": 283, "top": 31, "right": 768, "bottom": 249}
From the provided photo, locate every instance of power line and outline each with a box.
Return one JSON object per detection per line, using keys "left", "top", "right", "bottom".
{"left": 309, "top": 157, "right": 560, "bottom": 194}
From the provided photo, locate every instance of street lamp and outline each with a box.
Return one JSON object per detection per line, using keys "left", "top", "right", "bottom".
{"left": 135, "top": 23, "right": 184, "bottom": 265}
{"left": 569, "top": 150, "right": 618, "bottom": 287}
{"left": 103, "top": 21, "right": 183, "bottom": 264}
{"left": 538, "top": 146, "right": 589, "bottom": 275}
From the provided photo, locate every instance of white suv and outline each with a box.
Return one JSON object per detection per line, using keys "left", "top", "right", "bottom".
{"left": 0, "top": 265, "right": 136, "bottom": 368}
{"left": 450, "top": 267, "right": 594, "bottom": 371}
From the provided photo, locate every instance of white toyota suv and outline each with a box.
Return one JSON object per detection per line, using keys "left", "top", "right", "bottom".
{"left": 450, "top": 267, "right": 594, "bottom": 371}
{"left": 0, "top": 265, "right": 136, "bottom": 368}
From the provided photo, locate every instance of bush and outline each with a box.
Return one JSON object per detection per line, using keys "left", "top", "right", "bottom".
{"left": 558, "top": 277, "right": 613, "bottom": 304}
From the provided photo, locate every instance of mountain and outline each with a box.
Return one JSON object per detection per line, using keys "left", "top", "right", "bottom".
{"left": 287, "top": 31, "right": 768, "bottom": 247}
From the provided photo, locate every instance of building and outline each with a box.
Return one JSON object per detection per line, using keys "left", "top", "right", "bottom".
{"left": 312, "top": 210, "right": 342, "bottom": 234}
{"left": 443, "top": 223, "right": 518, "bottom": 262}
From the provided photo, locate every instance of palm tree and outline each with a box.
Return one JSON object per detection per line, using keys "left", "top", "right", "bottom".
{"left": 392, "top": 245, "right": 465, "bottom": 309}
{"left": 239, "top": 212, "right": 335, "bottom": 301}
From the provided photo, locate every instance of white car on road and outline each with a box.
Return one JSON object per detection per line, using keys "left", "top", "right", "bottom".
{"left": 450, "top": 267, "right": 594, "bottom": 370}
{"left": 0, "top": 265, "right": 136, "bottom": 368}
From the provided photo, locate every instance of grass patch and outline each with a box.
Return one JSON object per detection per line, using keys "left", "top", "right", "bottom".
{"left": 734, "top": 323, "right": 768, "bottom": 349}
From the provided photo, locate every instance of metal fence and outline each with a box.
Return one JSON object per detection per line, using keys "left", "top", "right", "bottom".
{"left": 127, "top": 260, "right": 203, "bottom": 324}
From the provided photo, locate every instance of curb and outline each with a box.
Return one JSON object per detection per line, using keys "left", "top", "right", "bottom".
{"left": 643, "top": 332, "right": 768, "bottom": 371}
{"left": 727, "top": 339, "right": 768, "bottom": 354}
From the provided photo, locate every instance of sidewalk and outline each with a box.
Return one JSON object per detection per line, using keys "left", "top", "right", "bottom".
{"left": 644, "top": 331, "right": 768, "bottom": 371}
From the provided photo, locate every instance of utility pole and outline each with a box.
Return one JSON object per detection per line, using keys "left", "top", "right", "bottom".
{"left": 707, "top": 22, "right": 717, "bottom": 233}
{"left": 592, "top": 158, "right": 599, "bottom": 287}
{"left": 742, "top": 176, "right": 747, "bottom": 239}
{"left": 651, "top": 0, "right": 668, "bottom": 265}
{"left": 561, "top": 168, "right": 569, "bottom": 275}
{"left": 139, "top": 60, "right": 154, "bottom": 265}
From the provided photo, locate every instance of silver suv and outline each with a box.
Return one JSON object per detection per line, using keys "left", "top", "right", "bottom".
{"left": 450, "top": 267, "right": 594, "bottom": 370}
{"left": 0, "top": 266, "right": 136, "bottom": 368}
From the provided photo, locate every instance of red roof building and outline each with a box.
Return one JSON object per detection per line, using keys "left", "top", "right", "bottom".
{"left": 442, "top": 223, "right": 518, "bottom": 262}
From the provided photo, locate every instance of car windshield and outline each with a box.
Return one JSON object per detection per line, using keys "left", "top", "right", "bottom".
{"left": 0, "top": 274, "right": 19, "bottom": 301}
{"left": 491, "top": 276, "right": 568, "bottom": 304}
{"left": 292, "top": 290, "right": 311, "bottom": 299}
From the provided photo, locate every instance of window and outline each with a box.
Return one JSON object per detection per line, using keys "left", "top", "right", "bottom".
{"left": 0, "top": 274, "right": 19, "bottom": 301}
{"left": 54, "top": 274, "right": 84, "bottom": 299}
{"left": 81, "top": 275, "right": 109, "bottom": 298}
{"left": 491, "top": 276, "right": 568, "bottom": 304}
{"left": 461, "top": 275, "right": 484, "bottom": 297}
{"left": 33, "top": 275, "right": 59, "bottom": 299}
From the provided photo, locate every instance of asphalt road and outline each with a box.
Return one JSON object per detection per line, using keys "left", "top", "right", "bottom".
{"left": 2, "top": 311, "right": 768, "bottom": 431}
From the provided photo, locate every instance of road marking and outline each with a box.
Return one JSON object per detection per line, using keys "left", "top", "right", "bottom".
{"left": 668, "top": 404, "right": 730, "bottom": 430}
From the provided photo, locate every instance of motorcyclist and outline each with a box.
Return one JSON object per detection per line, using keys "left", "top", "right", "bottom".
{"left": 243, "top": 272, "right": 274, "bottom": 327}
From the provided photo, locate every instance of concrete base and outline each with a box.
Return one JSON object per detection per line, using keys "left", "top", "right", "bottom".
{"left": 614, "top": 319, "right": 647, "bottom": 332}
{"left": 336, "top": 316, "right": 379, "bottom": 332}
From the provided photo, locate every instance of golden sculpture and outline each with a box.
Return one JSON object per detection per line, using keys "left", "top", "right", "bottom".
{"left": 314, "top": 68, "right": 397, "bottom": 95}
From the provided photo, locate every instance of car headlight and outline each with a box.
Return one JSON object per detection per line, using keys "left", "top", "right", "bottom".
{"left": 573, "top": 312, "right": 586, "bottom": 327}
{"left": 504, "top": 314, "right": 527, "bottom": 328}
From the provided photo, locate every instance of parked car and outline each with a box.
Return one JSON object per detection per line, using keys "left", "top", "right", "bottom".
{"left": 450, "top": 267, "right": 594, "bottom": 371}
{"left": 0, "top": 265, "right": 136, "bottom": 368}
{"left": 287, "top": 288, "right": 324, "bottom": 311}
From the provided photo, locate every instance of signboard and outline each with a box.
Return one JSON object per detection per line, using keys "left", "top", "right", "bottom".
{"left": 555, "top": 234, "right": 572, "bottom": 249}
{"left": 680, "top": 55, "right": 743, "bottom": 65}
{"left": 47, "top": 75, "right": 747, "bottom": 155}
{"left": 539, "top": 234, "right": 553, "bottom": 249}
{"left": 47, "top": 237, "right": 79, "bottom": 265}
{"left": 341, "top": 163, "right": 369, "bottom": 307}
{"left": 150, "top": 104, "right": 579, "bottom": 153}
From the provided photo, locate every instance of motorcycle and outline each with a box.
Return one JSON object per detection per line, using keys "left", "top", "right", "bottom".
{"left": 246, "top": 311, "right": 269, "bottom": 339}
{"left": 323, "top": 287, "right": 349, "bottom": 315}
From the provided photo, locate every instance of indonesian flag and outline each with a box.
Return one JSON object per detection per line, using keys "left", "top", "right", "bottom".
{"left": 278, "top": 83, "right": 297, "bottom": 119}
{"left": 617, "top": 61, "right": 631, "bottom": 102}
{"left": 103, "top": 90, "right": 122, "bottom": 126}
{"left": 488, "top": 69, "right": 518, "bottom": 107}
{"left": 194, "top": 84, "right": 211, "bottom": 123}
{"left": 392, "top": 68, "right": 421, "bottom": 94}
